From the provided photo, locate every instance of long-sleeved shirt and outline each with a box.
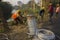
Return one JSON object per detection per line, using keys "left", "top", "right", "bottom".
{"left": 48, "top": 5, "right": 54, "bottom": 13}
{"left": 56, "top": 7, "right": 60, "bottom": 13}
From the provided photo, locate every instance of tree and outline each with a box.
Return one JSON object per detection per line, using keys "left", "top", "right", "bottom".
{"left": 17, "top": 1, "right": 23, "bottom": 7}
{"left": 0, "top": 1, "right": 12, "bottom": 32}
{"left": 0, "top": 2, "right": 12, "bottom": 19}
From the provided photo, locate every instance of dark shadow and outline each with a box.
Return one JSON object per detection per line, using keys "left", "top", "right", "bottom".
{"left": 40, "top": 13, "right": 60, "bottom": 40}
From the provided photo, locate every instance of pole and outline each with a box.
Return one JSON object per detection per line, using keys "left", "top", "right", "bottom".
{"left": 27, "top": 14, "right": 37, "bottom": 36}
{"left": 31, "top": 0, "right": 35, "bottom": 13}
{"left": 33, "top": 0, "right": 35, "bottom": 12}
{"left": 40, "top": 0, "right": 43, "bottom": 8}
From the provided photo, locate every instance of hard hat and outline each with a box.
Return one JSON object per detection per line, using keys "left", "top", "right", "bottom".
{"left": 16, "top": 10, "right": 20, "bottom": 12}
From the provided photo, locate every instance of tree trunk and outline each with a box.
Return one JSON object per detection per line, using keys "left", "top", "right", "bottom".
{"left": 0, "top": 7, "right": 10, "bottom": 33}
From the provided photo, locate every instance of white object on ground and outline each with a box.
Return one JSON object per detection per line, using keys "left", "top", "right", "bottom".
{"left": 27, "top": 14, "right": 38, "bottom": 36}
{"left": 37, "top": 29, "right": 55, "bottom": 40}
{"left": 7, "top": 18, "right": 14, "bottom": 23}
{"left": 27, "top": 14, "right": 55, "bottom": 40}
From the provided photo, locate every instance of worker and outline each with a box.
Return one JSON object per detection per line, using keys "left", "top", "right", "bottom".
{"left": 48, "top": 3, "right": 54, "bottom": 23}
{"left": 55, "top": 4, "right": 60, "bottom": 18}
{"left": 39, "top": 6, "right": 45, "bottom": 22}
{"left": 11, "top": 10, "right": 23, "bottom": 25}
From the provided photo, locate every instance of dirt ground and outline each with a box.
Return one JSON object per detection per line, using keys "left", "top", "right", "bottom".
{"left": 1, "top": 13, "right": 60, "bottom": 40}
{"left": 8, "top": 18, "right": 60, "bottom": 40}
{"left": 7, "top": 24, "right": 29, "bottom": 40}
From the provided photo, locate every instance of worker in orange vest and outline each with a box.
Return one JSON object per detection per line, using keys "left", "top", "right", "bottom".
{"left": 11, "top": 10, "right": 23, "bottom": 24}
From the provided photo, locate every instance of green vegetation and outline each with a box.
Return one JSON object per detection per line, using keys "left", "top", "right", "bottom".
{"left": 0, "top": 0, "right": 60, "bottom": 33}
{"left": 0, "top": 1, "right": 13, "bottom": 33}
{"left": 0, "top": 2, "right": 13, "bottom": 20}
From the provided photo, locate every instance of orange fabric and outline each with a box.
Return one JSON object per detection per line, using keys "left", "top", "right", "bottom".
{"left": 11, "top": 10, "right": 20, "bottom": 19}
{"left": 11, "top": 13, "right": 17, "bottom": 19}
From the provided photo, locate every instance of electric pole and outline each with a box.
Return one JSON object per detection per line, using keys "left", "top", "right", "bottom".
{"left": 38, "top": 0, "right": 43, "bottom": 8}
{"left": 31, "top": 0, "right": 35, "bottom": 12}
{"left": 33, "top": 0, "right": 35, "bottom": 12}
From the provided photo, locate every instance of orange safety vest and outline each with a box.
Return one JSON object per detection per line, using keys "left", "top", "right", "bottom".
{"left": 11, "top": 10, "right": 20, "bottom": 19}
{"left": 11, "top": 13, "right": 17, "bottom": 19}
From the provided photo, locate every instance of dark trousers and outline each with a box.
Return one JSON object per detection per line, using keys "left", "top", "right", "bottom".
{"left": 40, "top": 10, "right": 45, "bottom": 20}
{"left": 49, "top": 12, "right": 53, "bottom": 18}
{"left": 49, "top": 12, "right": 54, "bottom": 22}
{"left": 40, "top": 12, "right": 44, "bottom": 18}
{"left": 56, "top": 12, "right": 58, "bottom": 17}
{"left": 15, "top": 17, "right": 23, "bottom": 24}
